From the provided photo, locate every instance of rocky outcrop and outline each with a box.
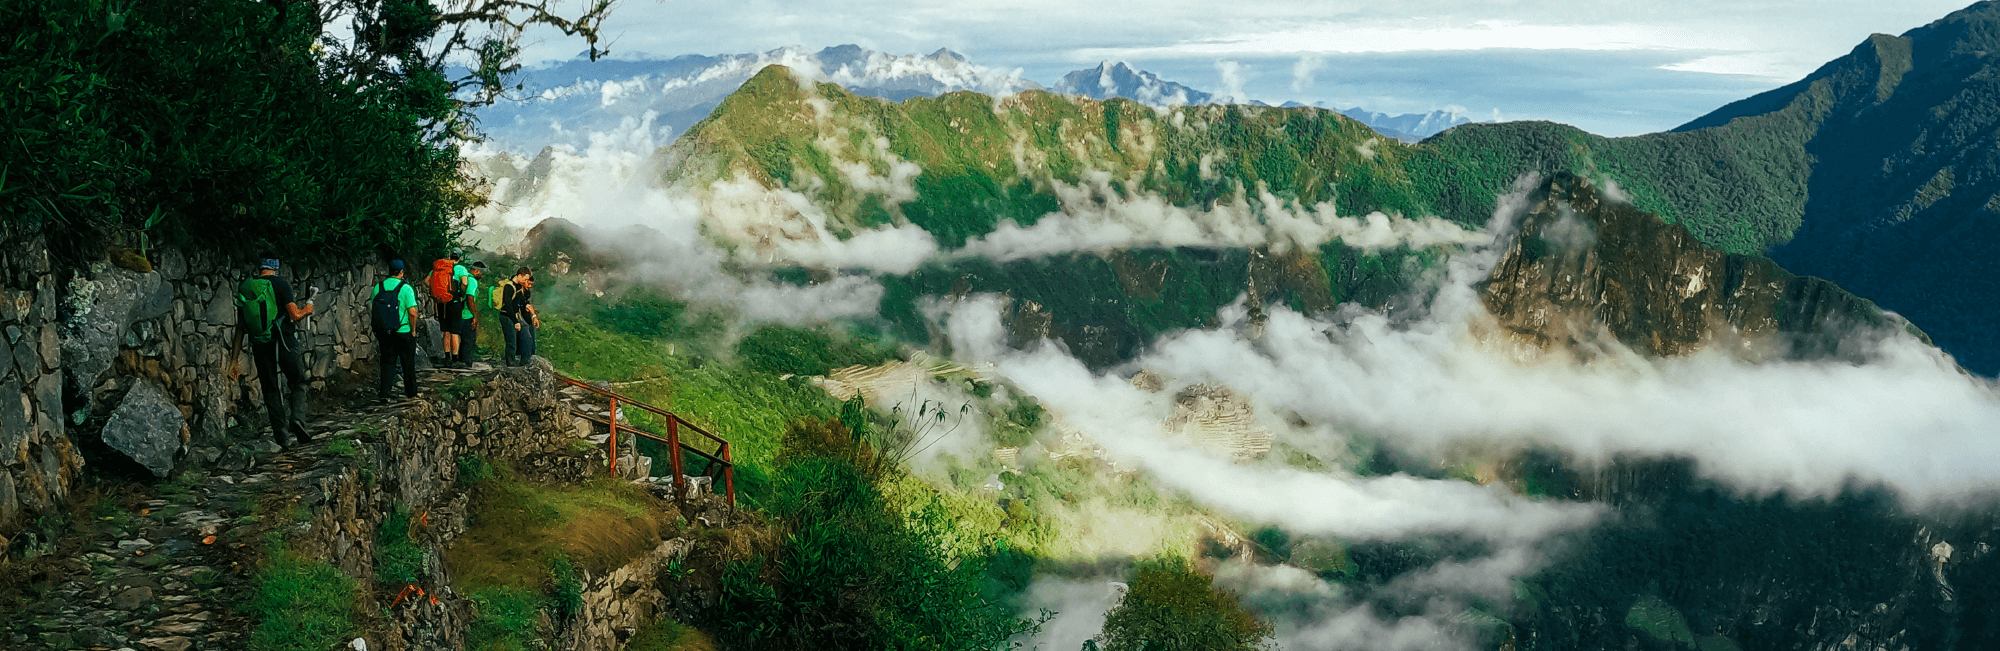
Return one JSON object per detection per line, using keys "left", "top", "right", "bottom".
{"left": 60, "top": 265, "right": 165, "bottom": 402}
{"left": 560, "top": 538, "right": 696, "bottom": 651}
{"left": 1479, "top": 174, "right": 1917, "bottom": 362}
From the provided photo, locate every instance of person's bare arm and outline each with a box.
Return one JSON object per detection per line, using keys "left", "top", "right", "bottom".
{"left": 283, "top": 301, "right": 313, "bottom": 320}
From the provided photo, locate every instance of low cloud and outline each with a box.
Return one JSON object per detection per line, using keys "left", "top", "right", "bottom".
{"left": 966, "top": 173, "right": 2000, "bottom": 504}
{"left": 464, "top": 131, "right": 894, "bottom": 324}
{"left": 1214, "top": 59, "right": 1249, "bottom": 103}
{"left": 953, "top": 171, "right": 1486, "bottom": 262}
{"left": 1291, "top": 55, "right": 1324, "bottom": 93}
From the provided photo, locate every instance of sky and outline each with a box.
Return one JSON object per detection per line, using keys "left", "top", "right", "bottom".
{"left": 512, "top": 0, "right": 1976, "bottom": 136}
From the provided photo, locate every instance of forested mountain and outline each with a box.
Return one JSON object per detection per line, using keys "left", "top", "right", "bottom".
{"left": 635, "top": 2, "right": 2000, "bottom": 375}
{"left": 1673, "top": 2, "right": 2000, "bottom": 375}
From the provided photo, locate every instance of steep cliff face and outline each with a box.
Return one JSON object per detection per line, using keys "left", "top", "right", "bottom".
{"left": 1481, "top": 174, "right": 1916, "bottom": 362}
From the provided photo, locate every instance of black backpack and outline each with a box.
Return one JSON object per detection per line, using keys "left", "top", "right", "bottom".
{"left": 371, "top": 279, "right": 406, "bottom": 333}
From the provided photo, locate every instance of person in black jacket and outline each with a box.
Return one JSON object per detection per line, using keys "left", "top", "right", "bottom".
{"left": 499, "top": 266, "right": 541, "bottom": 366}
{"left": 228, "top": 255, "right": 314, "bottom": 447}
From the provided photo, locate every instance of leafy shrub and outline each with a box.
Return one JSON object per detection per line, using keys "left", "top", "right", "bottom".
{"left": 375, "top": 506, "right": 427, "bottom": 586}
{"left": 248, "top": 549, "right": 358, "bottom": 651}
{"left": 706, "top": 418, "right": 1038, "bottom": 650}
{"left": 1094, "top": 556, "right": 1272, "bottom": 651}
{"left": 990, "top": 396, "right": 1045, "bottom": 448}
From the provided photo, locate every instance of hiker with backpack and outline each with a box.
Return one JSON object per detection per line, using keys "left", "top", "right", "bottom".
{"left": 496, "top": 266, "right": 541, "bottom": 366}
{"left": 371, "top": 259, "right": 421, "bottom": 402}
{"left": 227, "top": 255, "right": 314, "bottom": 447}
{"left": 428, "top": 251, "right": 469, "bottom": 366}
{"left": 455, "top": 260, "right": 487, "bottom": 367}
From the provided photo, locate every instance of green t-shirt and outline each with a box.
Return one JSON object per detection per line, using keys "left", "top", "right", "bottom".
{"left": 461, "top": 275, "right": 480, "bottom": 320}
{"left": 378, "top": 278, "right": 418, "bottom": 333}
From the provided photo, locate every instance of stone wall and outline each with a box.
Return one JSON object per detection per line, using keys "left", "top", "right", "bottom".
{"left": 0, "top": 221, "right": 445, "bottom": 536}
{"left": 270, "top": 361, "right": 685, "bottom": 651}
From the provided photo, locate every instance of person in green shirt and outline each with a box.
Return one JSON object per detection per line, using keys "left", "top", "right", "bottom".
{"left": 455, "top": 260, "right": 487, "bottom": 367}
{"left": 374, "top": 260, "right": 421, "bottom": 401}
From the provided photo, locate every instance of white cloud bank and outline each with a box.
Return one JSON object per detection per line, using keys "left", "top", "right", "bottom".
{"left": 956, "top": 172, "right": 1486, "bottom": 262}
{"left": 952, "top": 175, "right": 2000, "bottom": 508}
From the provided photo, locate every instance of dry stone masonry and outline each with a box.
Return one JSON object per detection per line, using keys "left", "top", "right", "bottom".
{"left": 0, "top": 221, "right": 448, "bottom": 537}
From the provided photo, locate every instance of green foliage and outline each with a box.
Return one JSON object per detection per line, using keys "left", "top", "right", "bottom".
{"left": 536, "top": 315, "right": 673, "bottom": 382}
{"left": 247, "top": 549, "right": 358, "bottom": 651}
{"left": 591, "top": 288, "right": 702, "bottom": 340}
{"left": 375, "top": 506, "right": 427, "bottom": 586}
{"left": 626, "top": 620, "right": 719, "bottom": 651}
{"left": 441, "top": 375, "right": 485, "bottom": 402}
{"left": 550, "top": 553, "right": 584, "bottom": 619}
{"left": 1094, "top": 557, "right": 1272, "bottom": 651}
{"left": 989, "top": 395, "right": 1045, "bottom": 448}
{"left": 467, "top": 587, "right": 545, "bottom": 651}
{"left": 325, "top": 439, "right": 359, "bottom": 458}
{"left": 0, "top": 0, "right": 469, "bottom": 259}
{"left": 459, "top": 452, "right": 498, "bottom": 487}
{"left": 734, "top": 324, "right": 899, "bottom": 377}
{"left": 707, "top": 418, "right": 1039, "bottom": 650}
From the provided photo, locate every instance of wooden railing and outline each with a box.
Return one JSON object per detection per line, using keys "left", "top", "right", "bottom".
{"left": 554, "top": 372, "right": 735, "bottom": 509}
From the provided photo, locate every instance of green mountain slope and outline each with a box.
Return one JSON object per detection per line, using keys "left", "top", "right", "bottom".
{"left": 1671, "top": 1, "right": 2000, "bottom": 375}
{"left": 658, "top": 65, "right": 1879, "bottom": 366}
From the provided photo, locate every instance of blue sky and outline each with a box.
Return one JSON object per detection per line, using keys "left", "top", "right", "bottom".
{"left": 514, "top": 0, "right": 1975, "bottom": 135}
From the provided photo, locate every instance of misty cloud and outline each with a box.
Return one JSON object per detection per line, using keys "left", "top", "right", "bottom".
{"left": 977, "top": 175, "right": 2000, "bottom": 504}
{"left": 953, "top": 171, "right": 1486, "bottom": 261}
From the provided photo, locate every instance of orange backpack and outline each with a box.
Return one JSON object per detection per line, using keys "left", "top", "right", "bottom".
{"left": 427, "top": 259, "right": 457, "bottom": 302}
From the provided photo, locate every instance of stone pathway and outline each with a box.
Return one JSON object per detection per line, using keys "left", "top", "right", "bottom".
{"left": 4, "top": 367, "right": 489, "bottom": 651}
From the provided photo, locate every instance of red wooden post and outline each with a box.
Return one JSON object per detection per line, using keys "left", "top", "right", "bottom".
{"left": 607, "top": 397, "right": 619, "bottom": 477}
{"left": 722, "top": 442, "right": 736, "bottom": 510}
{"left": 667, "top": 416, "right": 686, "bottom": 502}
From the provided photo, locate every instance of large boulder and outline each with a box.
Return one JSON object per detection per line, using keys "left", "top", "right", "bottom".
{"left": 60, "top": 265, "right": 163, "bottom": 401}
{"left": 101, "top": 381, "right": 182, "bottom": 477}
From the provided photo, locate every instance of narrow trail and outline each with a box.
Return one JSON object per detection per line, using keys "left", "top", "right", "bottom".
{"left": 9, "top": 363, "right": 561, "bottom": 651}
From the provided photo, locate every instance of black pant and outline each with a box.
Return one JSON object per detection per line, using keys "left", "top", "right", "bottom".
{"left": 457, "top": 317, "right": 478, "bottom": 364}
{"left": 378, "top": 330, "right": 417, "bottom": 399}
{"left": 500, "top": 314, "right": 518, "bottom": 363}
{"left": 251, "top": 334, "right": 309, "bottom": 443}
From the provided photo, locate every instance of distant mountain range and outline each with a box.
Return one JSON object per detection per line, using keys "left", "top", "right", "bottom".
{"left": 469, "top": 48, "right": 1475, "bottom": 153}
{"left": 1052, "top": 61, "right": 1212, "bottom": 106}
{"left": 471, "top": 45, "right": 1040, "bottom": 152}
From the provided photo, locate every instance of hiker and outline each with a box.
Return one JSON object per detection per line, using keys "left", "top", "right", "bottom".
{"left": 372, "top": 259, "right": 421, "bottom": 402}
{"left": 497, "top": 266, "right": 541, "bottom": 366}
{"left": 428, "top": 251, "right": 468, "bottom": 366}
{"left": 456, "top": 260, "right": 487, "bottom": 367}
{"left": 228, "top": 255, "right": 314, "bottom": 447}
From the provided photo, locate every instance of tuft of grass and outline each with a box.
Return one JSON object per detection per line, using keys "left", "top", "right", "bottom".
{"left": 626, "top": 620, "right": 720, "bottom": 651}
{"left": 374, "top": 506, "right": 427, "bottom": 586}
{"left": 466, "top": 587, "right": 545, "bottom": 651}
{"left": 458, "top": 452, "right": 497, "bottom": 487}
{"left": 550, "top": 553, "right": 583, "bottom": 618}
{"left": 446, "top": 473, "right": 672, "bottom": 594}
{"left": 247, "top": 548, "right": 358, "bottom": 651}
{"left": 441, "top": 376, "right": 486, "bottom": 402}
{"left": 326, "top": 439, "right": 359, "bottom": 458}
